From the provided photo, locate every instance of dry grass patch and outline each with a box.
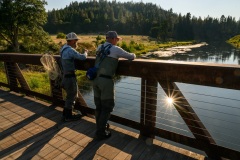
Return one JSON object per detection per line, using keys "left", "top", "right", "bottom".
{"left": 51, "top": 34, "right": 151, "bottom": 44}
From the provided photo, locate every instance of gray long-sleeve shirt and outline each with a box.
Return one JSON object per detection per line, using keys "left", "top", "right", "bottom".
{"left": 95, "top": 42, "right": 136, "bottom": 77}
{"left": 96, "top": 42, "right": 136, "bottom": 60}
{"left": 60, "top": 44, "right": 87, "bottom": 73}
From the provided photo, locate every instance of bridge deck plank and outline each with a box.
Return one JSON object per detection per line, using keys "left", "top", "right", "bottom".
{"left": 0, "top": 89, "right": 205, "bottom": 160}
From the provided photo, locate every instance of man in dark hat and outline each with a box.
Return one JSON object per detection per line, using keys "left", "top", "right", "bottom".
{"left": 93, "top": 31, "right": 136, "bottom": 140}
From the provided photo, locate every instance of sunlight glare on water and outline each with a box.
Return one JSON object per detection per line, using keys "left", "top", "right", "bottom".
{"left": 166, "top": 97, "right": 174, "bottom": 106}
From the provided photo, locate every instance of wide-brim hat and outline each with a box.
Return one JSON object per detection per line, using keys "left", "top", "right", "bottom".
{"left": 66, "top": 32, "right": 79, "bottom": 40}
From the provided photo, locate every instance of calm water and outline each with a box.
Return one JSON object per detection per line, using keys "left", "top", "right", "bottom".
{"left": 80, "top": 42, "right": 240, "bottom": 152}
{"left": 169, "top": 42, "right": 240, "bottom": 65}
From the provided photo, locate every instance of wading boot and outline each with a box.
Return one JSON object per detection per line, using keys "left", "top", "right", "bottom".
{"left": 62, "top": 108, "right": 82, "bottom": 122}
{"left": 95, "top": 129, "right": 111, "bottom": 140}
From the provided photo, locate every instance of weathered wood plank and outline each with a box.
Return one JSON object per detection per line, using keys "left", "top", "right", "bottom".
{"left": 0, "top": 111, "right": 58, "bottom": 151}
{"left": 0, "top": 110, "right": 60, "bottom": 159}
{"left": 0, "top": 89, "right": 206, "bottom": 160}
{"left": 96, "top": 127, "right": 136, "bottom": 159}
{"left": 0, "top": 104, "right": 35, "bottom": 130}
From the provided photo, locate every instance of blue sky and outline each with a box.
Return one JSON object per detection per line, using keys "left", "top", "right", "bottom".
{"left": 45, "top": 0, "right": 240, "bottom": 19}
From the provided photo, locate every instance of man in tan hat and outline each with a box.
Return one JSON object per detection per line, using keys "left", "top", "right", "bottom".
{"left": 60, "top": 32, "right": 88, "bottom": 122}
{"left": 93, "top": 31, "right": 136, "bottom": 140}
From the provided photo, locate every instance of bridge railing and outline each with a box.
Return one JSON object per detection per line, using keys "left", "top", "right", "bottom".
{"left": 0, "top": 53, "right": 240, "bottom": 159}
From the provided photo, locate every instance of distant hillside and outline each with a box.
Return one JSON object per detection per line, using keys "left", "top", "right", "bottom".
{"left": 44, "top": 1, "right": 240, "bottom": 42}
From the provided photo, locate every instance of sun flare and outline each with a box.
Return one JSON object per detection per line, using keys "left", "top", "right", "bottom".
{"left": 166, "top": 97, "right": 174, "bottom": 105}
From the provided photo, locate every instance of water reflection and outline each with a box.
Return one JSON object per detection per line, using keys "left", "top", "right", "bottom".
{"left": 169, "top": 42, "right": 240, "bottom": 65}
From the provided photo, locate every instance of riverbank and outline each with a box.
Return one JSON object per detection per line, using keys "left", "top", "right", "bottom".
{"left": 141, "top": 42, "right": 208, "bottom": 58}
{"left": 227, "top": 34, "right": 240, "bottom": 48}
{"left": 51, "top": 35, "right": 195, "bottom": 56}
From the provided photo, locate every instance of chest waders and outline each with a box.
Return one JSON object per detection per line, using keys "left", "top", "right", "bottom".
{"left": 94, "top": 46, "right": 119, "bottom": 140}
{"left": 60, "top": 47, "right": 82, "bottom": 122}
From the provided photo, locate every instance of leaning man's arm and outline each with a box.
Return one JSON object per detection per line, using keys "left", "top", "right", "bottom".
{"left": 71, "top": 49, "right": 87, "bottom": 60}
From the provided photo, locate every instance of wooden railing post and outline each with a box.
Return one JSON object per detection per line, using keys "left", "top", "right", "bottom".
{"left": 4, "top": 62, "right": 18, "bottom": 90}
{"left": 50, "top": 79, "right": 90, "bottom": 116}
{"left": 4, "top": 62, "right": 30, "bottom": 92}
{"left": 140, "top": 78, "right": 158, "bottom": 138}
{"left": 158, "top": 80, "right": 220, "bottom": 159}
{"left": 75, "top": 90, "right": 92, "bottom": 116}
{"left": 50, "top": 80, "right": 63, "bottom": 106}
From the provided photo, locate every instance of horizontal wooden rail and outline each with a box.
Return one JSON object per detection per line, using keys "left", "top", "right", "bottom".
{"left": 1, "top": 53, "right": 240, "bottom": 90}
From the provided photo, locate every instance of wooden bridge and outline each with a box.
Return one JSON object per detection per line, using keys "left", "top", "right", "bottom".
{"left": 1, "top": 53, "right": 240, "bottom": 159}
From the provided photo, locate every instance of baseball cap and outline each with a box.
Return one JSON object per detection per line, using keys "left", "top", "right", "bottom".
{"left": 66, "top": 32, "right": 79, "bottom": 40}
{"left": 106, "top": 31, "right": 121, "bottom": 39}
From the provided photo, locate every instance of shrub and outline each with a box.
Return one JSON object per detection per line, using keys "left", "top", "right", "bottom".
{"left": 120, "top": 40, "right": 145, "bottom": 53}
{"left": 56, "top": 32, "right": 66, "bottom": 39}
{"left": 76, "top": 42, "right": 96, "bottom": 56}
{"left": 29, "top": 78, "right": 39, "bottom": 89}
{"left": 0, "top": 69, "right": 7, "bottom": 84}
{"left": 120, "top": 41, "right": 128, "bottom": 51}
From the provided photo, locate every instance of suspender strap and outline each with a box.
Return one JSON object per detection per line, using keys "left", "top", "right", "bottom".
{"left": 95, "top": 44, "right": 112, "bottom": 68}
{"left": 99, "top": 74, "right": 112, "bottom": 79}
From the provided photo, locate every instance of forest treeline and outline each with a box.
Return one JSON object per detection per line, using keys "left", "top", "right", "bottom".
{"left": 1, "top": 0, "right": 239, "bottom": 53}
{"left": 44, "top": 1, "right": 240, "bottom": 42}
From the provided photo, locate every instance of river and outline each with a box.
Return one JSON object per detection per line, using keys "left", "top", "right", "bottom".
{"left": 79, "top": 42, "right": 240, "bottom": 153}
{"left": 162, "top": 42, "right": 240, "bottom": 65}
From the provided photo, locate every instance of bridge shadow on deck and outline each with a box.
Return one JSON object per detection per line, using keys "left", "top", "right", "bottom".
{"left": 0, "top": 89, "right": 204, "bottom": 160}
